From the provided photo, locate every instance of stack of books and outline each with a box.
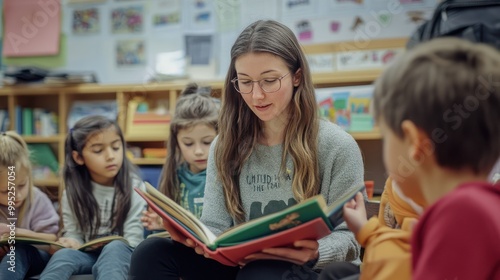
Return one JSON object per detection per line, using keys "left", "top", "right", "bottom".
{"left": 15, "top": 107, "right": 58, "bottom": 136}
{"left": 44, "top": 72, "right": 97, "bottom": 85}
{"left": 126, "top": 98, "right": 171, "bottom": 138}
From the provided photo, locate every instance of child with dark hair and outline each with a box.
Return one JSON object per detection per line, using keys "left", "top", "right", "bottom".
{"left": 40, "top": 115, "right": 146, "bottom": 280}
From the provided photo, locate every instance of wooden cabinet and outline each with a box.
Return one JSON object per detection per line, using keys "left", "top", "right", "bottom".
{"left": 0, "top": 70, "right": 386, "bottom": 194}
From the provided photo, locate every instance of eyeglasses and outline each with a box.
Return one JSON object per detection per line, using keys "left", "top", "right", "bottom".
{"left": 231, "top": 72, "right": 290, "bottom": 94}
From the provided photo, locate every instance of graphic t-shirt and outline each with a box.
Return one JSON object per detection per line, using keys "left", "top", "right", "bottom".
{"left": 201, "top": 120, "right": 366, "bottom": 269}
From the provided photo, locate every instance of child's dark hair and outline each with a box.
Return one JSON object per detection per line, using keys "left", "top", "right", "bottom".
{"left": 64, "top": 115, "right": 138, "bottom": 239}
{"left": 158, "top": 83, "right": 219, "bottom": 202}
{"left": 374, "top": 38, "right": 500, "bottom": 174}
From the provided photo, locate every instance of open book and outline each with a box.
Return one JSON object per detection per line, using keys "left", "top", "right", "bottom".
{"left": 147, "top": 231, "right": 171, "bottom": 239}
{"left": 0, "top": 235, "right": 128, "bottom": 253}
{"left": 135, "top": 182, "right": 365, "bottom": 266}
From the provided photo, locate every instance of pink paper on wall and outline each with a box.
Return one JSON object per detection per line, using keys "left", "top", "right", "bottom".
{"left": 2, "top": 0, "right": 61, "bottom": 57}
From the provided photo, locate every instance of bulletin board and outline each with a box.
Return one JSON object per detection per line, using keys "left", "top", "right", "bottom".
{"left": 0, "top": 0, "right": 439, "bottom": 84}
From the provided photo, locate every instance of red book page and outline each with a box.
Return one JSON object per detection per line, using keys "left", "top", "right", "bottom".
{"left": 215, "top": 217, "right": 330, "bottom": 266}
{"left": 136, "top": 188, "right": 332, "bottom": 267}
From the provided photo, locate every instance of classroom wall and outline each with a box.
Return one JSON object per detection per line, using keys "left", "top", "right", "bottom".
{"left": 1, "top": 0, "right": 439, "bottom": 84}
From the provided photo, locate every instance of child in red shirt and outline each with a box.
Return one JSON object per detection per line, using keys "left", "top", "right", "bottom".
{"left": 369, "top": 37, "right": 500, "bottom": 280}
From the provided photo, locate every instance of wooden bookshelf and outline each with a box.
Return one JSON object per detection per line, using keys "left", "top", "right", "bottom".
{"left": 33, "top": 178, "right": 60, "bottom": 188}
{"left": 125, "top": 135, "right": 168, "bottom": 142}
{"left": 350, "top": 128, "right": 382, "bottom": 140}
{"left": 0, "top": 70, "right": 394, "bottom": 192}
{"left": 0, "top": 73, "right": 384, "bottom": 191}
{"left": 312, "top": 70, "right": 382, "bottom": 88}
{"left": 23, "top": 135, "right": 61, "bottom": 143}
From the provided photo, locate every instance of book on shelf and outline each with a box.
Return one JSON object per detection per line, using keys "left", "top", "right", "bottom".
{"left": 0, "top": 235, "right": 127, "bottom": 253}
{"left": 135, "top": 182, "right": 365, "bottom": 266}
{"left": 0, "top": 110, "right": 9, "bottom": 131}
{"left": 44, "top": 71, "right": 97, "bottom": 85}
{"left": 315, "top": 85, "right": 375, "bottom": 132}
{"left": 126, "top": 97, "right": 171, "bottom": 137}
{"left": 13, "top": 106, "right": 58, "bottom": 136}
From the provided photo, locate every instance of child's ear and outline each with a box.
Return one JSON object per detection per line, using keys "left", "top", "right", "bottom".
{"left": 72, "top": 151, "right": 85, "bottom": 166}
{"left": 293, "top": 68, "right": 302, "bottom": 87}
{"left": 401, "top": 120, "right": 433, "bottom": 162}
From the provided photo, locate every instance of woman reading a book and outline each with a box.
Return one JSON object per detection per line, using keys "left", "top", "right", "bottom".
{"left": 0, "top": 131, "right": 60, "bottom": 280}
{"left": 40, "top": 116, "right": 146, "bottom": 280}
{"left": 130, "top": 20, "right": 365, "bottom": 280}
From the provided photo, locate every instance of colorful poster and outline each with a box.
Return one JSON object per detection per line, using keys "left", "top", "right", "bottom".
{"left": 111, "top": 6, "right": 144, "bottom": 34}
{"left": 116, "top": 39, "right": 145, "bottom": 66}
{"left": 153, "top": 12, "right": 181, "bottom": 28}
{"left": 185, "top": 0, "right": 215, "bottom": 31}
{"left": 72, "top": 7, "right": 100, "bottom": 34}
{"left": 152, "top": 0, "right": 182, "bottom": 31}
{"left": 315, "top": 85, "right": 374, "bottom": 131}
{"left": 296, "top": 20, "right": 313, "bottom": 42}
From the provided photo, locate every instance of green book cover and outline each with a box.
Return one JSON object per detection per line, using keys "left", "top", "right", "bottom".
{"left": 138, "top": 182, "right": 365, "bottom": 250}
{"left": 22, "top": 108, "right": 33, "bottom": 136}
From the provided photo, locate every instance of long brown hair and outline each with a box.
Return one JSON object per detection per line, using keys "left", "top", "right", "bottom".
{"left": 216, "top": 20, "right": 320, "bottom": 222}
{"left": 64, "top": 116, "right": 138, "bottom": 239}
{"left": 0, "top": 131, "right": 34, "bottom": 225}
{"left": 159, "top": 83, "right": 219, "bottom": 203}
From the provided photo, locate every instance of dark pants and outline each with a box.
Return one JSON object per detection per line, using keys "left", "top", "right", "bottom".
{"left": 129, "top": 237, "right": 319, "bottom": 280}
{"left": 318, "top": 262, "right": 360, "bottom": 280}
{"left": 0, "top": 244, "right": 51, "bottom": 280}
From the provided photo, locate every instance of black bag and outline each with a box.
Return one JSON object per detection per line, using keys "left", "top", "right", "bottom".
{"left": 4, "top": 66, "right": 49, "bottom": 83}
{"left": 407, "top": 0, "right": 500, "bottom": 49}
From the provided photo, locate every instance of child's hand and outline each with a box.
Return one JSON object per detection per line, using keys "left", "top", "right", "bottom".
{"left": 141, "top": 210, "right": 163, "bottom": 231}
{"left": 240, "top": 240, "right": 319, "bottom": 267}
{"left": 343, "top": 192, "right": 368, "bottom": 235}
{"left": 57, "top": 237, "right": 82, "bottom": 249}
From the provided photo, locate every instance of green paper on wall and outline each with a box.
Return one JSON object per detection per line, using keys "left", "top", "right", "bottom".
{"left": 3, "top": 34, "right": 66, "bottom": 69}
